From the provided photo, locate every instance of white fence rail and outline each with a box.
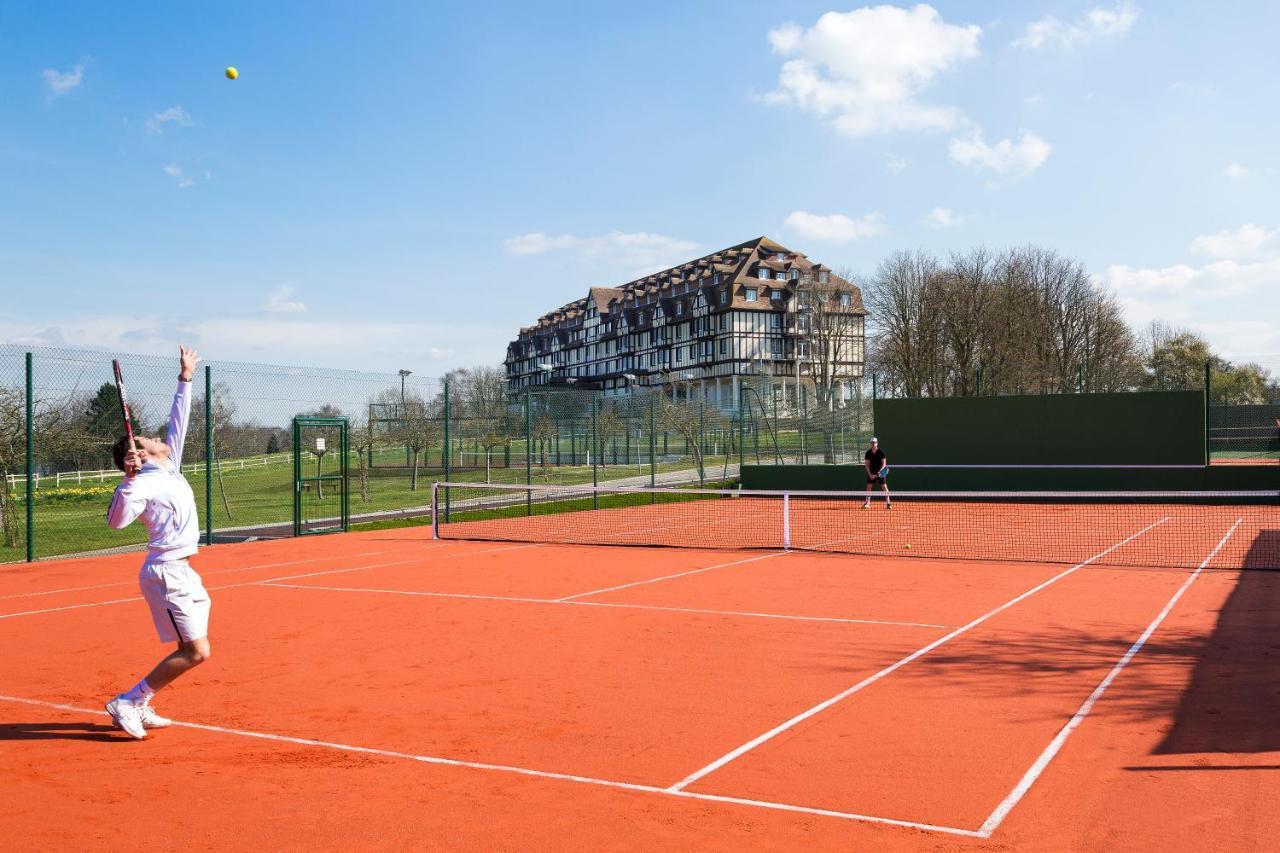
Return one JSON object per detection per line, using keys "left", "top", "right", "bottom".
{"left": 5, "top": 451, "right": 301, "bottom": 490}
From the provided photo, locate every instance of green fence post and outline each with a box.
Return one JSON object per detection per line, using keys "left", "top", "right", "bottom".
{"left": 1204, "top": 359, "right": 1212, "bottom": 464}
{"left": 737, "top": 396, "right": 745, "bottom": 473}
{"left": 800, "top": 387, "right": 808, "bottom": 464}
{"left": 698, "top": 399, "right": 705, "bottom": 485}
{"left": 25, "top": 352, "right": 34, "bottom": 562}
{"left": 1077, "top": 365, "right": 1084, "bottom": 394}
{"left": 204, "top": 364, "right": 214, "bottom": 545}
{"left": 442, "top": 380, "right": 451, "bottom": 521}
{"left": 649, "top": 393, "right": 657, "bottom": 499}
{"left": 524, "top": 390, "right": 532, "bottom": 515}
{"left": 591, "top": 396, "right": 599, "bottom": 509}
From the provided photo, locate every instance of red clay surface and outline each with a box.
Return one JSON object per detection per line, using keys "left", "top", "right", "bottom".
{"left": 1, "top": 521, "right": 1278, "bottom": 851}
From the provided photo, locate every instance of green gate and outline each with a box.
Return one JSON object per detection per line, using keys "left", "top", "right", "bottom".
{"left": 293, "top": 416, "right": 350, "bottom": 536}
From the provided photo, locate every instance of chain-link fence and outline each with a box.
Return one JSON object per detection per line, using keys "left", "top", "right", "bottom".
{"left": 1210, "top": 404, "right": 1280, "bottom": 464}
{"left": 6, "top": 345, "right": 808, "bottom": 563}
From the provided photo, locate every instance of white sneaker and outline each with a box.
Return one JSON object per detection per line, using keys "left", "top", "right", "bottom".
{"left": 138, "top": 702, "right": 172, "bottom": 729}
{"left": 105, "top": 697, "right": 147, "bottom": 739}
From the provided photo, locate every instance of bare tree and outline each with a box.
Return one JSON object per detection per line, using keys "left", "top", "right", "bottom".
{"left": 449, "top": 367, "right": 512, "bottom": 482}
{"left": 0, "top": 384, "right": 90, "bottom": 549}
{"left": 793, "top": 268, "right": 866, "bottom": 410}
{"left": 391, "top": 391, "right": 442, "bottom": 491}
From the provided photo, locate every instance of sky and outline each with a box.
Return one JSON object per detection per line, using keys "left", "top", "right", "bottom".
{"left": 2, "top": 1, "right": 1278, "bottom": 379}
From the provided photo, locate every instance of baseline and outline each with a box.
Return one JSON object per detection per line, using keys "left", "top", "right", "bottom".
{"left": 0, "top": 694, "right": 982, "bottom": 838}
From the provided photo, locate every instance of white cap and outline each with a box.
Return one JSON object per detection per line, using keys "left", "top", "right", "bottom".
{"left": 870, "top": 436, "right": 878, "bottom": 442}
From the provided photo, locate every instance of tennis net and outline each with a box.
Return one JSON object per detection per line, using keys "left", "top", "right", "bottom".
{"left": 431, "top": 482, "right": 1280, "bottom": 571}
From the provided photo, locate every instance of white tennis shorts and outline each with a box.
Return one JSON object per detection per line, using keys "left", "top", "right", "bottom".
{"left": 139, "top": 559, "right": 211, "bottom": 644}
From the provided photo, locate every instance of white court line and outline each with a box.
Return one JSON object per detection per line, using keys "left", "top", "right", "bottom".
{"left": 0, "top": 546, "right": 422, "bottom": 601}
{"left": 975, "top": 518, "right": 1243, "bottom": 838}
{"left": 0, "top": 694, "right": 982, "bottom": 838}
{"left": 262, "top": 581, "right": 953, "bottom": 630}
{"left": 555, "top": 552, "right": 788, "bottom": 602}
{"left": 0, "top": 543, "right": 539, "bottom": 621}
{"left": 667, "top": 516, "right": 1171, "bottom": 793}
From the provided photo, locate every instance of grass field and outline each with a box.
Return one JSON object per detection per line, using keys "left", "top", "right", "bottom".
{"left": 1, "top": 448, "right": 734, "bottom": 563}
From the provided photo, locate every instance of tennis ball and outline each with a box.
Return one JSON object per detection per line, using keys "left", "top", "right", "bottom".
{"left": 225, "top": 66, "right": 238, "bottom": 80}
{"left": 905, "top": 543, "right": 912, "bottom": 549}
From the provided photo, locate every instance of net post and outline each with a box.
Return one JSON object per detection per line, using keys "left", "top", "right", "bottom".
{"left": 430, "top": 482, "right": 440, "bottom": 539}
{"left": 25, "top": 351, "right": 34, "bottom": 562}
{"left": 204, "top": 363, "right": 214, "bottom": 546}
{"left": 524, "top": 389, "right": 532, "bottom": 516}
{"left": 782, "top": 491, "right": 791, "bottom": 550}
{"left": 1204, "top": 359, "right": 1211, "bottom": 464}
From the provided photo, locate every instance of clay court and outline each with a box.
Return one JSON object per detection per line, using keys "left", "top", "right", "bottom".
{"left": 1, "top": 501, "right": 1278, "bottom": 851}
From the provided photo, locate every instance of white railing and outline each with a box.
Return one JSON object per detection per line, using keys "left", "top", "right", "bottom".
{"left": 6, "top": 451, "right": 300, "bottom": 490}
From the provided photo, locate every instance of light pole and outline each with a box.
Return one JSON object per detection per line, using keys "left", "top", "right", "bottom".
{"left": 398, "top": 369, "right": 412, "bottom": 466}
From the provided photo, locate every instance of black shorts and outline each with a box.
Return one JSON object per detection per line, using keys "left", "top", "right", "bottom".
{"left": 866, "top": 474, "right": 885, "bottom": 485}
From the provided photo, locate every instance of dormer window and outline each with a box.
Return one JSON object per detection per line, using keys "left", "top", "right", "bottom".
{"left": 770, "top": 289, "right": 783, "bottom": 301}
{"left": 745, "top": 287, "right": 758, "bottom": 302}
{"left": 718, "top": 289, "right": 728, "bottom": 306}
{"left": 712, "top": 272, "right": 721, "bottom": 285}
{"left": 790, "top": 269, "right": 800, "bottom": 281}
{"left": 840, "top": 292, "right": 852, "bottom": 307}
{"left": 675, "top": 301, "right": 684, "bottom": 316}
{"left": 758, "top": 267, "right": 771, "bottom": 280}
{"left": 777, "top": 252, "right": 786, "bottom": 261}
{"left": 818, "top": 270, "right": 830, "bottom": 283}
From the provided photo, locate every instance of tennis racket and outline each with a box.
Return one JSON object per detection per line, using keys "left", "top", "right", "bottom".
{"left": 878, "top": 464, "right": 889, "bottom": 480}
{"left": 112, "top": 358, "right": 138, "bottom": 452}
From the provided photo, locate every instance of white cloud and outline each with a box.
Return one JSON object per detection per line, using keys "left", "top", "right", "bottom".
{"left": 923, "top": 207, "right": 963, "bottom": 228}
{"left": 948, "top": 129, "right": 1051, "bottom": 178}
{"left": 1015, "top": 2, "right": 1138, "bottom": 50}
{"left": 1024, "top": 93, "right": 1044, "bottom": 106}
{"left": 763, "top": 5, "right": 981, "bottom": 137}
{"left": 1103, "top": 258, "right": 1280, "bottom": 299}
{"left": 145, "top": 105, "right": 194, "bottom": 134}
{"left": 428, "top": 347, "right": 455, "bottom": 361}
{"left": 264, "top": 285, "right": 307, "bottom": 314}
{"left": 503, "top": 232, "right": 579, "bottom": 255}
{"left": 1189, "top": 224, "right": 1280, "bottom": 259}
{"left": 42, "top": 64, "right": 84, "bottom": 97}
{"left": 784, "top": 210, "right": 885, "bottom": 243}
{"left": 886, "top": 154, "right": 908, "bottom": 174}
{"left": 162, "top": 164, "right": 195, "bottom": 189}
{"left": 1223, "top": 163, "right": 1249, "bottom": 180}
{"left": 503, "top": 230, "right": 699, "bottom": 276}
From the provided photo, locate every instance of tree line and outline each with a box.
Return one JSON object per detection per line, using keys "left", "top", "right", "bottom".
{"left": 864, "top": 246, "right": 1279, "bottom": 405}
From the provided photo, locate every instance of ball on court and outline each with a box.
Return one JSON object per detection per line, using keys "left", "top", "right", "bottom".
{"left": 905, "top": 543, "right": 912, "bottom": 549}
{"left": 225, "top": 66, "right": 238, "bottom": 80}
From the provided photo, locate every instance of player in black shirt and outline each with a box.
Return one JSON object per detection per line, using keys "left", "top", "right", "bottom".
{"left": 863, "top": 437, "right": 891, "bottom": 509}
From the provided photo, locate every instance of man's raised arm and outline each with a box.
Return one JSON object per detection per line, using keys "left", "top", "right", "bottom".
{"left": 165, "top": 345, "right": 201, "bottom": 470}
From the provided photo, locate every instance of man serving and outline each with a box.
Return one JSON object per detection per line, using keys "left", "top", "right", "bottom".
{"left": 104, "top": 345, "right": 210, "bottom": 739}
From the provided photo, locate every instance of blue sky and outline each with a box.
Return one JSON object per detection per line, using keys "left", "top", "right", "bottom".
{"left": 3, "top": 1, "right": 1278, "bottom": 378}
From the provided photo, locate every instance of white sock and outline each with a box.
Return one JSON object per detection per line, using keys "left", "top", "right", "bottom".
{"left": 120, "top": 679, "right": 155, "bottom": 704}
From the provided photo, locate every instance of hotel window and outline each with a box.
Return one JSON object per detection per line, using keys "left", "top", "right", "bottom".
{"left": 777, "top": 252, "right": 786, "bottom": 261}
{"left": 790, "top": 269, "right": 800, "bottom": 281}
{"left": 770, "top": 289, "right": 782, "bottom": 301}
{"left": 745, "top": 288, "right": 758, "bottom": 302}
{"left": 758, "top": 267, "right": 771, "bottom": 280}
{"left": 770, "top": 314, "right": 782, "bottom": 329}
{"left": 840, "top": 293, "right": 852, "bottom": 307}
{"left": 719, "top": 339, "right": 727, "bottom": 355}
{"left": 771, "top": 339, "right": 783, "bottom": 356}
{"left": 712, "top": 273, "right": 721, "bottom": 285}
{"left": 819, "top": 271, "right": 830, "bottom": 283}
{"left": 675, "top": 302, "right": 684, "bottom": 316}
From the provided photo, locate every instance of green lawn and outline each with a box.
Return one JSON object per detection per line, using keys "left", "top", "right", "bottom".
{"left": 2, "top": 448, "right": 733, "bottom": 563}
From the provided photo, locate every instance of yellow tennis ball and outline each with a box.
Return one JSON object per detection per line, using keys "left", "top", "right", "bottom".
{"left": 905, "top": 543, "right": 912, "bottom": 549}
{"left": 225, "top": 66, "right": 238, "bottom": 80}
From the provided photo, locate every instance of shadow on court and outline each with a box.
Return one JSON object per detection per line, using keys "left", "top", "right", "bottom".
{"left": 0, "top": 722, "right": 122, "bottom": 742}
{"left": 1155, "top": 530, "right": 1280, "bottom": 755}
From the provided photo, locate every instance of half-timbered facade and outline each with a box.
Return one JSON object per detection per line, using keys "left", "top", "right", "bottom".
{"left": 504, "top": 236, "right": 866, "bottom": 411}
